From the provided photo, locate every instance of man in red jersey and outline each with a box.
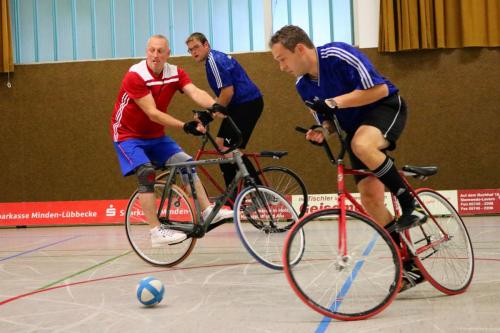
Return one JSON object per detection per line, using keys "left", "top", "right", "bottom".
{"left": 110, "top": 35, "right": 232, "bottom": 246}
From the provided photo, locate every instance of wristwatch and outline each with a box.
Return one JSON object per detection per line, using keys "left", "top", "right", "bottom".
{"left": 326, "top": 98, "right": 338, "bottom": 108}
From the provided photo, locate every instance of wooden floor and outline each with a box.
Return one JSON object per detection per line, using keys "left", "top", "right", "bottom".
{"left": 1, "top": 216, "right": 499, "bottom": 333}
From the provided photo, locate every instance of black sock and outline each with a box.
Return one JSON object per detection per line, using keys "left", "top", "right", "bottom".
{"left": 384, "top": 219, "right": 400, "bottom": 245}
{"left": 373, "top": 156, "right": 414, "bottom": 214}
{"left": 219, "top": 163, "right": 237, "bottom": 202}
{"left": 242, "top": 155, "right": 262, "bottom": 185}
{"left": 219, "top": 163, "right": 237, "bottom": 187}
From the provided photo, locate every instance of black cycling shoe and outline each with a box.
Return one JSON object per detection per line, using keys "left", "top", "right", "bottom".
{"left": 400, "top": 260, "right": 425, "bottom": 292}
{"left": 395, "top": 205, "right": 427, "bottom": 232}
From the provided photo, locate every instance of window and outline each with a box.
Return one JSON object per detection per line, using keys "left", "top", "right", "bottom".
{"left": 10, "top": 0, "right": 353, "bottom": 63}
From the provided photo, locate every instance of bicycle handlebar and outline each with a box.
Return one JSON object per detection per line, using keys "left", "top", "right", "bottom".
{"left": 295, "top": 126, "right": 337, "bottom": 165}
{"left": 295, "top": 109, "right": 347, "bottom": 165}
{"left": 193, "top": 110, "right": 243, "bottom": 155}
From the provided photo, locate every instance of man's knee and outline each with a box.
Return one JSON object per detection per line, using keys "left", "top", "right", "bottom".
{"left": 350, "top": 137, "right": 373, "bottom": 159}
{"left": 351, "top": 126, "right": 388, "bottom": 159}
{"left": 136, "top": 163, "right": 156, "bottom": 193}
{"left": 166, "top": 152, "right": 199, "bottom": 183}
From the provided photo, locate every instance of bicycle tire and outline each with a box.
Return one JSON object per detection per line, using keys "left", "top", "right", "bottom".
{"left": 283, "top": 208, "right": 402, "bottom": 321}
{"left": 125, "top": 183, "right": 197, "bottom": 266}
{"left": 259, "top": 166, "right": 308, "bottom": 218}
{"left": 234, "top": 185, "right": 304, "bottom": 270}
{"left": 405, "top": 189, "right": 474, "bottom": 294}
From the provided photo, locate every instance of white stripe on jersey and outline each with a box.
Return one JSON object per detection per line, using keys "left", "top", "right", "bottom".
{"left": 129, "top": 60, "right": 180, "bottom": 81}
{"left": 129, "top": 61, "right": 154, "bottom": 81}
{"left": 320, "top": 47, "right": 374, "bottom": 89}
{"left": 146, "top": 78, "right": 179, "bottom": 86}
{"left": 208, "top": 53, "right": 223, "bottom": 89}
{"left": 112, "top": 92, "right": 130, "bottom": 142}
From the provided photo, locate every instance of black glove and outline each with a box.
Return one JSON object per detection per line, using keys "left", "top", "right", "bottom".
{"left": 210, "top": 103, "right": 228, "bottom": 115}
{"left": 305, "top": 99, "right": 337, "bottom": 115}
{"left": 194, "top": 110, "right": 214, "bottom": 126}
{"left": 183, "top": 121, "right": 204, "bottom": 136}
{"left": 306, "top": 125, "right": 326, "bottom": 146}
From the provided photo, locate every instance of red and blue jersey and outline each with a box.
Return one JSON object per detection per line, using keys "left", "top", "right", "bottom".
{"left": 296, "top": 42, "right": 399, "bottom": 133}
{"left": 205, "top": 49, "right": 261, "bottom": 106}
{"left": 110, "top": 60, "right": 192, "bottom": 142}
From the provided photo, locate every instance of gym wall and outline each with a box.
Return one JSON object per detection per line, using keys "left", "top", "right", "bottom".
{"left": 0, "top": 47, "right": 498, "bottom": 202}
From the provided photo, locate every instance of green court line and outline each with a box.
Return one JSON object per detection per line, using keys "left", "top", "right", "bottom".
{"left": 37, "top": 250, "right": 132, "bottom": 290}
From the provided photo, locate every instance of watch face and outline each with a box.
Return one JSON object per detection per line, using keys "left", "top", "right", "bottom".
{"left": 327, "top": 98, "right": 337, "bottom": 108}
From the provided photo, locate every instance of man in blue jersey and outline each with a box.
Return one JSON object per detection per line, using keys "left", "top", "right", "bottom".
{"left": 269, "top": 25, "right": 425, "bottom": 291}
{"left": 186, "top": 33, "right": 264, "bottom": 199}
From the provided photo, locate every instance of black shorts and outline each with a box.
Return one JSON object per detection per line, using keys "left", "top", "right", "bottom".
{"left": 346, "top": 94, "right": 407, "bottom": 181}
{"left": 218, "top": 97, "right": 263, "bottom": 149}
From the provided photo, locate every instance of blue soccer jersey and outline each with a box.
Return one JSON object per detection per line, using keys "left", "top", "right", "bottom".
{"left": 296, "top": 42, "right": 399, "bottom": 133}
{"left": 205, "top": 49, "right": 262, "bottom": 106}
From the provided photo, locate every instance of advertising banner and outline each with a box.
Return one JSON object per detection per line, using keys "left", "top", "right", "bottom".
{"left": 1, "top": 189, "right": 498, "bottom": 227}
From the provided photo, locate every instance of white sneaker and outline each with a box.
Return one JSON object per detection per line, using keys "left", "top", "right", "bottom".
{"left": 202, "top": 205, "right": 234, "bottom": 223}
{"left": 150, "top": 226, "right": 187, "bottom": 247}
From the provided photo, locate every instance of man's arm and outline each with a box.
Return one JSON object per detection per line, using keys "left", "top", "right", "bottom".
{"left": 134, "top": 93, "right": 185, "bottom": 129}
{"left": 328, "top": 84, "right": 389, "bottom": 108}
{"left": 182, "top": 83, "right": 216, "bottom": 108}
{"left": 215, "top": 86, "right": 234, "bottom": 107}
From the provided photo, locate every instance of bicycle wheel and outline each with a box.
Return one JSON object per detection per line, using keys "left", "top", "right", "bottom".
{"left": 234, "top": 185, "right": 304, "bottom": 270}
{"left": 284, "top": 209, "right": 402, "bottom": 321}
{"left": 405, "top": 189, "right": 474, "bottom": 294}
{"left": 125, "top": 183, "right": 197, "bottom": 266}
{"left": 259, "top": 166, "right": 308, "bottom": 218}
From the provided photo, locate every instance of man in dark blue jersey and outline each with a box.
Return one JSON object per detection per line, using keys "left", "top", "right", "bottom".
{"left": 186, "top": 33, "right": 263, "bottom": 197}
{"left": 269, "top": 25, "right": 425, "bottom": 291}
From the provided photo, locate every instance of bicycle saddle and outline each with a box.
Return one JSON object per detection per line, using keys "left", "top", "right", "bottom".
{"left": 260, "top": 151, "right": 288, "bottom": 159}
{"left": 402, "top": 165, "right": 438, "bottom": 177}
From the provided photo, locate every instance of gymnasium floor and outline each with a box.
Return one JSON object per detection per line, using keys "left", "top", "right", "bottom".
{"left": 1, "top": 216, "right": 499, "bottom": 333}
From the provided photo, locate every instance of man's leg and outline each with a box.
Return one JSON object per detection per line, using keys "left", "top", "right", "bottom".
{"left": 351, "top": 125, "right": 425, "bottom": 231}
{"left": 357, "top": 175, "right": 400, "bottom": 246}
{"left": 136, "top": 163, "right": 187, "bottom": 245}
{"left": 216, "top": 97, "right": 263, "bottom": 192}
{"left": 357, "top": 176, "right": 393, "bottom": 226}
{"left": 136, "top": 163, "right": 160, "bottom": 227}
{"left": 350, "top": 127, "right": 424, "bottom": 290}
{"left": 166, "top": 152, "right": 233, "bottom": 223}
{"left": 216, "top": 136, "right": 238, "bottom": 190}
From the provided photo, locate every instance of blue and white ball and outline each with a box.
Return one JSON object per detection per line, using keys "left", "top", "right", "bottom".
{"left": 136, "top": 276, "right": 165, "bottom": 306}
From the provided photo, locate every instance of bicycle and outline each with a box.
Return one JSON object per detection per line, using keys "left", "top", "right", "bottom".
{"left": 282, "top": 114, "right": 474, "bottom": 321}
{"left": 155, "top": 125, "right": 309, "bottom": 218}
{"left": 125, "top": 111, "right": 305, "bottom": 270}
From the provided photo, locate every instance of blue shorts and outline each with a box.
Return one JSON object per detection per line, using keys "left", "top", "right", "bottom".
{"left": 114, "top": 136, "right": 184, "bottom": 176}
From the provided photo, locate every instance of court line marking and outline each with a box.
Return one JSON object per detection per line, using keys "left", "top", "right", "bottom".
{"left": 0, "top": 235, "right": 81, "bottom": 262}
{"left": 0, "top": 260, "right": 257, "bottom": 306}
{"left": 315, "top": 232, "right": 381, "bottom": 333}
{"left": 37, "top": 250, "right": 133, "bottom": 290}
{"left": 3, "top": 255, "right": 497, "bottom": 308}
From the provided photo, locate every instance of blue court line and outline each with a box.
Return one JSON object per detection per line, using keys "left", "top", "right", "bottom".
{"left": 0, "top": 235, "right": 81, "bottom": 262}
{"left": 315, "top": 233, "right": 380, "bottom": 333}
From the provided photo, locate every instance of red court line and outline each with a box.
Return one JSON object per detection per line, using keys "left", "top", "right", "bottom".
{"left": 0, "top": 260, "right": 257, "bottom": 306}
{"left": 2, "top": 256, "right": 499, "bottom": 307}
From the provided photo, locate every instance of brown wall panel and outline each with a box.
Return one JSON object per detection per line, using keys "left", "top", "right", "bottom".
{"left": 0, "top": 47, "right": 499, "bottom": 202}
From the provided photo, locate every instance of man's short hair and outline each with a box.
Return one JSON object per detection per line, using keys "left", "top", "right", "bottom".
{"left": 148, "top": 34, "right": 169, "bottom": 47}
{"left": 269, "top": 25, "right": 314, "bottom": 51}
{"left": 186, "top": 32, "right": 209, "bottom": 45}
